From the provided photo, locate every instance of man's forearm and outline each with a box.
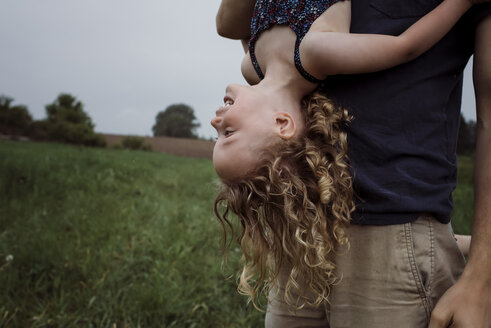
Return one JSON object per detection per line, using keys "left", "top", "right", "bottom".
{"left": 466, "top": 13, "right": 491, "bottom": 286}
{"left": 428, "top": 13, "right": 491, "bottom": 328}
{"left": 216, "top": 0, "right": 256, "bottom": 39}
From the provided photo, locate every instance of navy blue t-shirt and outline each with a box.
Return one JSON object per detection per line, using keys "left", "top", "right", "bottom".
{"left": 323, "top": 1, "right": 491, "bottom": 225}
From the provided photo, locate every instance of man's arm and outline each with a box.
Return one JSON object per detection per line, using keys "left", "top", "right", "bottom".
{"left": 216, "top": 0, "right": 256, "bottom": 39}
{"left": 429, "top": 14, "right": 491, "bottom": 328}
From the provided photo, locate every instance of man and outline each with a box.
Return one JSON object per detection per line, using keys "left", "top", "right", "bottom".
{"left": 216, "top": 0, "right": 491, "bottom": 326}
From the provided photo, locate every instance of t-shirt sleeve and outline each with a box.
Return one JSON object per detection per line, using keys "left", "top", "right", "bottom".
{"left": 470, "top": 3, "right": 491, "bottom": 27}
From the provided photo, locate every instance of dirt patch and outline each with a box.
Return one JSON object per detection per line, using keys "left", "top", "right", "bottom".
{"left": 103, "top": 134, "right": 214, "bottom": 159}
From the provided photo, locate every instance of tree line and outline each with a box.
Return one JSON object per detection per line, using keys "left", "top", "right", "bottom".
{"left": 0, "top": 93, "right": 203, "bottom": 148}
{"left": 457, "top": 113, "right": 476, "bottom": 155}
{"left": 0, "top": 93, "right": 106, "bottom": 147}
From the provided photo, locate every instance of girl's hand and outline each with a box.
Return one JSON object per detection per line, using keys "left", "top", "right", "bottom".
{"left": 455, "top": 234, "right": 471, "bottom": 257}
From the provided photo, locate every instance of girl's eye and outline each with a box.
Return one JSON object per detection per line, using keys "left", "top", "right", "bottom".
{"left": 224, "top": 130, "right": 233, "bottom": 137}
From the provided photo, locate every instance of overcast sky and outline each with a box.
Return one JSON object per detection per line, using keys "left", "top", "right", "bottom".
{"left": 0, "top": 0, "right": 478, "bottom": 139}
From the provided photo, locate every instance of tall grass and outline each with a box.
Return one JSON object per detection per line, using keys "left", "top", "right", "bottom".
{"left": 0, "top": 141, "right": 474, "bottom": 327}
{"left": 452, "top": 155, "right": 474, "bottom": 235}
{"left": 0, "top": 140, "right": 263, "bottom": 327}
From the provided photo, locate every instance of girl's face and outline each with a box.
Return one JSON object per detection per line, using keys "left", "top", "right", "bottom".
{"left": 211, "top": 84, "right": 281, "bottom": 181}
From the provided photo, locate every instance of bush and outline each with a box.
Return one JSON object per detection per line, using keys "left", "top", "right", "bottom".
{"left": 0, "top": 96, "right": 33, "bottom": 136}
{"left": 27, "top": 120, "right": 50, "bottom": 141}
{"left": 121, "top": 136, "right": 152, "bottom": 151}
{"left": 23, "top": 94, "right": 106, "bottom": 147}
{"left": 82, "top": 131, "right": 106, "bottom": 147}
{"left": 28, "top": 119, "right": 106, "bottom": 147}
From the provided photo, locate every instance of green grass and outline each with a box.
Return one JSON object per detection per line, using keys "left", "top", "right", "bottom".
{"left": 0, "top": 140, "right": 263, "bottom": 327}
{"left": 0, "top": 141, "right": 475, "bottom": 327}
{"left": 452, "top": 155, "right": 475, "bottom": 235}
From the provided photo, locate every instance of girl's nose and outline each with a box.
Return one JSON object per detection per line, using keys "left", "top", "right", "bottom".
{"left": 210, "top": 116, "right": 223, "bottom": 129}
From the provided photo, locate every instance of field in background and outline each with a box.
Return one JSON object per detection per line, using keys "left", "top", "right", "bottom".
{"left": 452, "top": 155, "right": 475, "bottom": 235}
{"left": 103, "top": 134, "right": 214, "bottom": 159}
{"left": 0, "top": 140, "right": 474, "bottom": 327}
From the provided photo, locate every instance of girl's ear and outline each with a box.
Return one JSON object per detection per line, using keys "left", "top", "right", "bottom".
{"left": 274, "top": 112, "right": 297, "bottom": 139}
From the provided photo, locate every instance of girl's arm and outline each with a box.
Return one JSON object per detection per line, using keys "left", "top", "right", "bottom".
{"left": 216, "top": 0, "right": 256, "bottom": 39}
{"left": 302, "top": 0, "right": 473, "bottom": 77}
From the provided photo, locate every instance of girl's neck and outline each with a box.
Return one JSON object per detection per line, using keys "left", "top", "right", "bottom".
{"left": 260, "top": 56, "right": 319, "bottom": 100}
{"left": 254, "top": 74, "right": 311, "bottom": 134}
{"left": 260, "top": 63, "right": 318, "bottom": 102}
{"left": 256, "top": 76, "right": 302, "bottom": 110}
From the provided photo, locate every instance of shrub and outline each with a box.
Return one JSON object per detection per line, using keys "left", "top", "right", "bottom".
{"left": 27, "top": 120, "right": 50, "bottom": 141}
{"left": 121, "top": 136, "right": 152, "bottom": 151}
{"left": 0, "top": 96, "right": 33, "bottom": 136}
{"left": 28, "top": 119, "right": 106, "bottom": 147}
{"left": 23, "top": 94, "right": 106, "bottom": 147}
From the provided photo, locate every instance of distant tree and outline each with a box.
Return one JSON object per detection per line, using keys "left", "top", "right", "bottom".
{"left": 0, "top": 95, "right": 33, "bottom": 135}
{"left": 457, "top": 113, "right": 476, "bottom": 155}
{"left": 35, "top": 93, "right": 105, "bottom": 147}
{"left": 152, "top": 103, "right": 200, "bottom": 139}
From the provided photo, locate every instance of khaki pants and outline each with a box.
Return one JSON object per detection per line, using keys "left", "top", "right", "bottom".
{"left": 265, "top": 214, "right": 466, "bottom": 328}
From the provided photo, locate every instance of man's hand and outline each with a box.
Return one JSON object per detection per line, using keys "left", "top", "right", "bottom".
{"left": 428, "top": 275, "right": 491, "bottom": 327}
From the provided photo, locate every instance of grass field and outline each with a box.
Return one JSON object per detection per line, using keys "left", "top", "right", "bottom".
{"left": 0, "top": 140, "right": 475, "bottom": 327}
{"left": 452, "top": 155, "right": 475, "bottom": 235}
{"left": 0, "top": 140, "right": 263, "bottom": 327}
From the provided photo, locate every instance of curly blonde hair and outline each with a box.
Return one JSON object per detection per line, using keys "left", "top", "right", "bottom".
{"left": 214, "top": 91, "right": 354, "bottom": 309}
